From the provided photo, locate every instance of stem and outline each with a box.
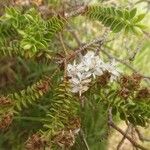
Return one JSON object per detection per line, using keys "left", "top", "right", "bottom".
{"left": 14, "top": 116, "right": 49, "bottom": 122}
{"left": 79, "top": 129, "right": 90, "bottom": 150}
{"left": 117, "top": 124, "right": 131, "bottom": 150}
{"left": 59, "top": 33, "right": 68, "bottom": 55}
{"left": 108, "top": 108, "right": 148, "bottom": 150}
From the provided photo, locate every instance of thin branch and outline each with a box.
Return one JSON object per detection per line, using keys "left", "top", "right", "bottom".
{"left": 59, "top": 33, "right": 68, "bottom": 55}
{"left": 62, "top": 33, "right": 108, "bottom": 63}
{"left": 117, "top": 124, "right": 131, "bottom": 150}
{"left": 79, "top": 129, "right": 90, "bottom": 150}
{"left": 67, "top": 25, "right": 82, "bottom": 46}
{"left": 67, "top": 24, "right": 83, "bottom": 58}
{"left": 100, "top": 48, "right": 150, "bottom": 80}
{"left": 64, "top": 5, "right": 87, "bottom": 18}
{"left": 108, "top": 108, "right": 148, "bottom": 150}
{"left": 95, "top": 29, "right": 110, "bottom": 55}
{"left": 131, "top": 125, "right": 139, "bottom": 150}
{"left": 128, "top": 42, "right": 142, "bottom": 62}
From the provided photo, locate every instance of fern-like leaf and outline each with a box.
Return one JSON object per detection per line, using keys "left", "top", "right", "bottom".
{"left": 0, "top": 7, "right": 66, "bottom": 58}
{"left": 8, "top": 76, "right": 51, "bottom": 113}
{"left": 85, "top": 5, "right": 146, "bottom": 34}
{"left": 42, "top": 82, "right": 79, "bottom": 139}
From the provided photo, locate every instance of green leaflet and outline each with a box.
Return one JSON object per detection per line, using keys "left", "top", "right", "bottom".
{"left": 6, "top": 77, "right": 52, "bottom": 113}
{"left": 0, "top": 8, "right": 66, "bottom": 58}
{"left": 43, "top": 82, "right": 79, "bottom": 139}
{"left": 85, "top": 5, "right": 146, "bottom": 34}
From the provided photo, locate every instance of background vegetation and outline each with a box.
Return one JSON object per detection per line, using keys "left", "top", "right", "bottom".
{"left": 0, "top": 0, "right": 150, "bottom": 150}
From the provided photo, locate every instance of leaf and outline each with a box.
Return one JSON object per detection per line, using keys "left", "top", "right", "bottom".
{"left": 133, "top": 13, "right": 146, "bottom": 23}
{"left": 124, "top": 9, "right": 130, "bottom": 19}
{"left": 129, "top": 8, "right": 137, "bottom": 19}
{"left": 135, "top": 116, "right": 146, "bottom": 127}
{"left": 124, "top": 25, "right": 132, "bottom": 34}
{"left": 120, "top": 110, "right": 126, "bottom": 120}
{"left": 116, "top": 9, "right": 124, "bottom": 17}
{"left": 110, "top": 7, "right": 116, "bottom": 15}
{"left": 113, "top": 22, "right": 125, "bottom": 33}
{"left": 85, "top": 6, "right": 145, "bottom": 33}
{"left": 103, "top": 18, "right": 113, "bottom": 27}
{"left": 131, "top": 26, "right": 143, "bottom": 35}
{"left": 17, "top": 30, "right": 26, "bottom": 36}
{"left": 112, "top": 106, "right": 117, "bottom": 115}
{"left": 128, "top": 115, "right": 136, "bottom": 125}
{"left": 110, "top": 19, "right": 120, "bottom": 31}
{"left": 22, "top": 43, "right": 32, "bottom": 50}
{"left": 135, "top": 24, "right": 147, "bottom": 29}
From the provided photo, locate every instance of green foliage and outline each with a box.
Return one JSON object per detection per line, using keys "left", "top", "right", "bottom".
{"left": 9, "top": 76, "right": 51, "bottom": 113}
{"left": 85, "top": 5, "right": 146, "bottom": 34}
{"left": 0, "top": 7, "right": 66, "bottom": 58}
{"left": 111, "top": 95, "right": 150, "bottom": 127}
{"left": 80, "top": 95, "right": 108, "bottom": 150}
{"left": 99, "top": 84, "right": 150, "bottom": 127}
{"left": 0, "top": 76, "right": 51, "bottom": 128}
{"left": 0, "top": 1, "right": 150, "bottom": 150}
{"left": 42, "top": 82, "right": 79, "bottom": 139}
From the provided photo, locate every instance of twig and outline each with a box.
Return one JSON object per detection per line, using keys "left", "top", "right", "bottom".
{"left": 59, "top": 33, "right": 68, "bottom": 55}
{"left": 128, "top": 42, "right": 142, "bottom": 62}
{"left": 108, "top": 108, "right": 148, "bottom": 150}
{"left": 117, "top": 124, "right": 131, "bottom": 150}
{"left": 67, "top": 24, "right": 83, "bottom": 58}
{"left": 62, "top": 34, "right": 108, "bottom": 63}
{"left": 100, "top": 48, "right": 150, "bottom": 80}
{"left": 67, "top": 24, "right": 82, "bottom": 46}
{"left": 56, "top": 36, "right": 100, "bottom": 64}
{"left": 95, "top": 28, "right": 110, "bottom": 55}
{"left": 59, "top": 33, "right": 68, "bottom": 80}
{"left": 64, "top": 5, "right": 87, "bottom": 18}
{"left": 131, "top": 125, "right": 138, "bottom": 150}
{"left": 79, "top": 129, "right": 90, "bottom": 150}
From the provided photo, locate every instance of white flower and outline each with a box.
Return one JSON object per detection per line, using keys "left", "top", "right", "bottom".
{"left": 67, "top": 51, "right": 120, "bottom": 95}
{"left": 76, "top": 72, "right": 91, "bottom": 80}
{"left": 93, "top": 67, "right": 103, "bottom": 77}
{"left": 82, "top": 51, "right": 96, "bottom": 71}
{"left": 70, "top": 78, "right": 91, "bottom": 96}
{"left": 92, "top": 56, "right": 106, "bottom": 77}
{"left": 67, "top": 64, "right": 77, "bottom": 77}
{"left": 104, "top": 59, "right": 120, "bottom": 82}
{"left": 83, "top": 51, "right": 95, "bottom": 59}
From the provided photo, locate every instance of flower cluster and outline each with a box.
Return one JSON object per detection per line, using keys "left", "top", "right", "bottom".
{"left": 67, "top": 51, "right": 120, "bottom": 96}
